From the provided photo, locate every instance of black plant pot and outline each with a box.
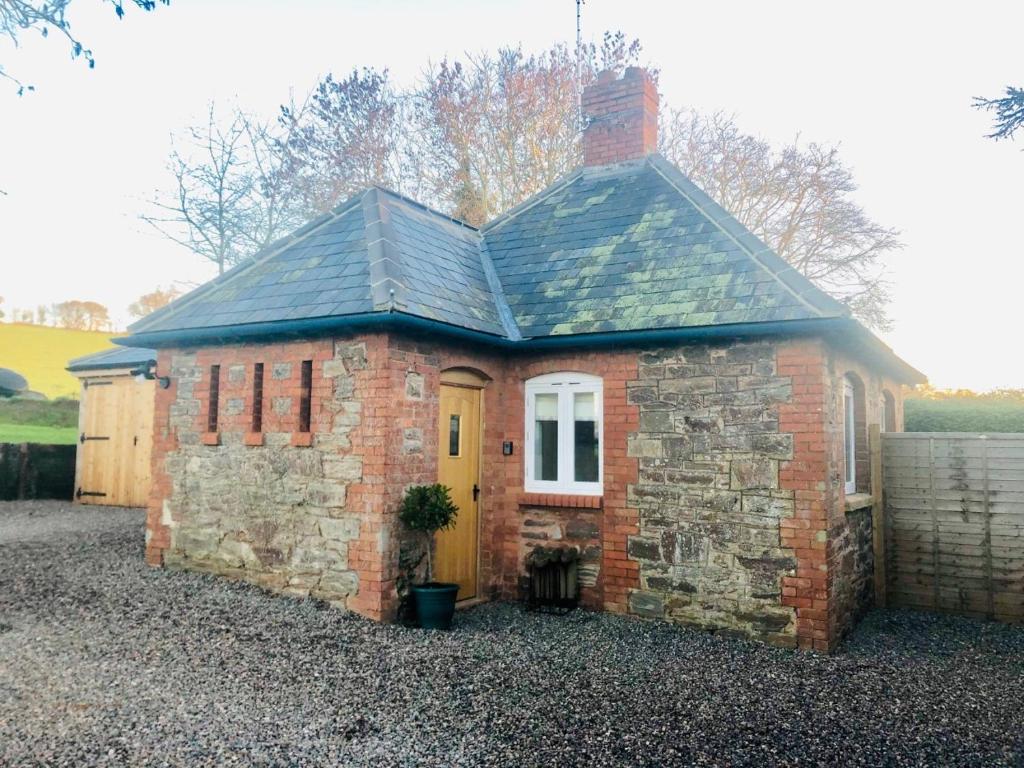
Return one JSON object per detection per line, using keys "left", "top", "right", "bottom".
{"left": 411, "top": 583, "right": 459, "bottom": 630}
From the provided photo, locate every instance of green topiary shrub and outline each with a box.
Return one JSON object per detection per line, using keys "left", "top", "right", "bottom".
{"left": 398, "top": 484, "right": 458, "bottom": 584}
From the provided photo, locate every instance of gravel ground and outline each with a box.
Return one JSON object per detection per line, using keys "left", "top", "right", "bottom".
{"left": 1, "top": 501, "right": 1022, "bottom": 767}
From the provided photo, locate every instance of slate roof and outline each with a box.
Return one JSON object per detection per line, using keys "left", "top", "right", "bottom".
{"left": 130, "top": 188, "right": 504, "bottom": 338}
{"left": 123, "top": 155, "right": 920, "bottom": 381}
{"left": 484, "top": 156, "right": 846, "bottom": 337}
{"left": 67, "top": 346, "right": 156, "bottom": 372}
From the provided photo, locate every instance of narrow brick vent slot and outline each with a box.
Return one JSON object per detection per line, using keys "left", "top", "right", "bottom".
{"left": 252, "top": 362, "right": 264, "bottom": 432}
{"left": 526, "top": 546, "right": 580, "bottom": 614}
{"left": 207, "top": 365, "right": 221, "bottom": 433}
{"left": 298, "top": 359, "right": 313, "bottom": 432}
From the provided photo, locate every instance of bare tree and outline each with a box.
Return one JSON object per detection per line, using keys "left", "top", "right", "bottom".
{"left": 411, "top": 32, "right": 647, "bottom": 225}
{"left": 974, "top": 86, "right": 1024, "bottom": 141}
{"left": 143, "top": 105, "right": 251, "bottom": 275}
{"left": 239, "top": 104, "right": 309, "bottom": 252}
{"left": 0, "top": 0, "right": 167, "bottom": 94}
{"left": 128, "top": 285, "right": 181, "bottom": 318}
{"left": 276, "top": 68, "right": 404, "bottom": 215}
{"left": 143, "top": 103, "right": 303, "bottom": 275}
{"left": 659, "top": 109, "right": 899, "bottom": 328}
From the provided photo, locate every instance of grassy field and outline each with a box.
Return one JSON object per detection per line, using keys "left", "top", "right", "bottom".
{"left": 0, "top": 423, "right": 78, "bottom": 444}
{"left": 0, "top": 398, "right": 80, "bottom": 445}
{"left": 0, "top": 324, "right": 118, "bottom": 399}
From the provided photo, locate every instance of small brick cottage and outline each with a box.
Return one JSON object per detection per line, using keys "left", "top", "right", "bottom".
{"left": 122, "top": 68, "right": 923, "bottom": 651}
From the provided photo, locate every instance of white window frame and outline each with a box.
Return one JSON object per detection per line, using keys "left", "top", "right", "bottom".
{"left": 844, "top": 377, "right": 857, "bottom": 494}
{"left": 524, "top": 372, "right": 603, "bottom": 495}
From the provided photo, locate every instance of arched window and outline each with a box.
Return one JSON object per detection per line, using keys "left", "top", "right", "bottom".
{"left": 525, "top": 372, "right": 603, "bottom": 495}
{"left": 881, "top": 389, "right": 896, "bottom": 433}
{"left": 843, "top": 374, "right": 867, "bottom": 495}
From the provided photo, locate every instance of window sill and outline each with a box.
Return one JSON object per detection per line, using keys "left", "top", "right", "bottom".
{"left": 244, "top": 432, "right": 264, "bottom": 447}
{"left": 201, "top": 432, "right": 220, "bottom": 446}
{"left": 844, "top": 492, "right": 873, "bottom": 513}
{"left": 291, "top": 432, "right": 313, "bottom": 448}
{"left": 518, "top": 492, "right": 602, "bottom": 510}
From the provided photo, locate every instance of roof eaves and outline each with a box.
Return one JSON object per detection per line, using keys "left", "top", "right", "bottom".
{"left": 66, "top": 346, "right": 156, "bottom": 372}
{"left": 646, "top": 154, "right": 850, "bottom": 319}
{"left": 117, "top": 313, "right": 846, "bottom": 352}
{"left": 827, "top": 318, "right": 927, "bottom": 385}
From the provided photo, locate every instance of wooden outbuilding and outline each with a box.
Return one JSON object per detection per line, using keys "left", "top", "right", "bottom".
{"left": 67, "top": 347, "right": 157, "bottom": 507}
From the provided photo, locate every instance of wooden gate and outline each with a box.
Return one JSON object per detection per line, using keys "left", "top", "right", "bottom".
{"left": 882, "top": 433, "right": 1024, "bottom": 622}
{"left": 75, "top": 375, "right": 154, "bottom": 507}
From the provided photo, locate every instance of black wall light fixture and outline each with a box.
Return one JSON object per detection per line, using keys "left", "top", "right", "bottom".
{"left": 130, "top": 359, "right": 171, "bottom": 389}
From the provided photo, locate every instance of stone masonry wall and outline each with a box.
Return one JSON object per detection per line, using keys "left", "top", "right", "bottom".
{"left": 142, "top": 327, "right": 902, "bottom": 649}
{"left": 146, "top": 336, "right": 381, "bottom": 613}
{"left": 624, "top": 341, "right": 799, "bottom": 647}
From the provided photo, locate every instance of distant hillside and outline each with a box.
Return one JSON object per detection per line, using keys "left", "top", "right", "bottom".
{"left": 0, "top": 324, "right": 118, "bottom": 399}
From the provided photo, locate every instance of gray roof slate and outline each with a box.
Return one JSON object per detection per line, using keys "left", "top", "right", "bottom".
{"left": 127, "top": 155, "right": 859, "bottom": 345}
{"left": 67, "top": 346, "right": 156, "bottom": 372}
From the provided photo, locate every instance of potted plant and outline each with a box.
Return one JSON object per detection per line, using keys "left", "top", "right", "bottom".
{"left": 399, "top": 483, "right": 459, "bottom": 629}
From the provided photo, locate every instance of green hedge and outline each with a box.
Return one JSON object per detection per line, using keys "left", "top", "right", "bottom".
{"left": 904, "top": 399, "right": 1024, "bottom": 433}
{"left": 0, "top": 398, "right": 79, "bottom": 428}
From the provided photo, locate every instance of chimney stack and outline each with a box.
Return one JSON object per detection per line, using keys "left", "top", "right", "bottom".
{"left": 581, "top": 67, "right": 658, "bottom": 166}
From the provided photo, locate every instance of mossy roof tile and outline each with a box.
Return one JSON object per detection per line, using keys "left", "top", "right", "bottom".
{"left": 129, "top": 155, "right": 857, "bottom": 350}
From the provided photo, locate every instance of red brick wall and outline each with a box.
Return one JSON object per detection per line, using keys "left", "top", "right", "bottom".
{"left": 369, "top": 338, "right": 640, "bottom": 614}
{"left": 490, "top": 351, "right": 640, "bottom": 614}
{"left": 777, "top": 338, "right": 906, "bottom": 651}
{"left": 824, "top": 345, "right": 906, "bottom": 644}
{"left": 777, "top": 339, "right": 832, "bottom": 651}
{"left": 582, "top": 67, "right": 658, "bottom": 166}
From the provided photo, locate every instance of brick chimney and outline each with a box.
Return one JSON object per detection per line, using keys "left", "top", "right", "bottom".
{"left": 582, "top": 67, "right": 658, "bottom": 166}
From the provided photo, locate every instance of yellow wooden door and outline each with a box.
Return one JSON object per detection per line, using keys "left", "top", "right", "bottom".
{"left": 77, "top": 378, "right": 120, "bottom": 505}
{"left": 126, "top": 378, "right": 155, "bottom": 507}
{"left": 435, "top": 384, "right": 481, "bottom": 600}
{"left": 77, "top": 376, "right": 155, "bottom": 507}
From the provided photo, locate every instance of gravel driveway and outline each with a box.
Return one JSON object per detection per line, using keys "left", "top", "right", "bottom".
{"left": 1, "top": 501, "right": 1022, "bottom": 767}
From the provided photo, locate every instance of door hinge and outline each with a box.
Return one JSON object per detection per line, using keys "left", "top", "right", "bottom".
{"left": 472, "top": 484, "right": 480, "bottom": 501}
{"left": 80, "top": 434, "right": 110, "bottom": 444}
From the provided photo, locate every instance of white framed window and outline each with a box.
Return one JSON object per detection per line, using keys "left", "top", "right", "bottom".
{"left": 843, "top": 377, "right": 856, "bottom": 494}
{"left": 524, "top": 372, "right": 603, "bottom": 495}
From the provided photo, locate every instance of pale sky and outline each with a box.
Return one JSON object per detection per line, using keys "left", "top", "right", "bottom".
{"left": 1, "top": 1, "right": 1021, "bottom": 390}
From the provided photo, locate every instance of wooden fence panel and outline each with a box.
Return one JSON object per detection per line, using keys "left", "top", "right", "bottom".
{"left": 883, "top": 433, "right": 1024, "bottom": 623}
